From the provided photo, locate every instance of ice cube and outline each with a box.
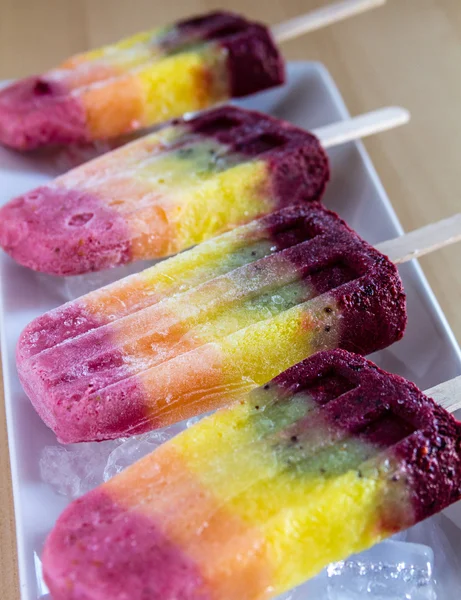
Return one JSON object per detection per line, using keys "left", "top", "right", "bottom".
{"left": 406, "top": 514, "right": 461, "bottom": 599}
{"left": 326, "top": 540, "right": 436, "bottom": 600}
{"left": 40, "top": 418, "right": 198, "bottom": 499}
{"left": 39, "top": 440, "right": 122, "bottom": 498}
{"left": 103, "top": 432, "right": 171, "bottom": 481}
{"left": 103, "top": 421, "right": 190, "bottom": 481}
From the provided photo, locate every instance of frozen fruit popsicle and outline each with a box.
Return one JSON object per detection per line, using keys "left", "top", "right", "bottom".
{"left": 0, "top": 11, "right": 285, "bottom": 150}
{"left": 42, "top": 349, "right": 461, "bottom": 600}
{"left": 0, "top": 0, "right": 388, "bottom": 150}
{"left": 17, "top": 203, "right": 407, "bottom": 443}
{"left": 0, "top": 106, "right": 329, "bottom": 275}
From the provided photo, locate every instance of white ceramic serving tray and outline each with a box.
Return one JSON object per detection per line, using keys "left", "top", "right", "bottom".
{"left": 1, "top": 62, "right": 461, "bottom": 600}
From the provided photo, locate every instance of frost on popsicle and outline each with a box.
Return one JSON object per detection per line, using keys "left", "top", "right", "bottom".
{"left": 17, "top": 203, "right": 406, "bottom": 443}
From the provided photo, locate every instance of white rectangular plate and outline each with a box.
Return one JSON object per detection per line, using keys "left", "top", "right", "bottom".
{"left": 1, "top": 62, "right": 461, "bottom": 600}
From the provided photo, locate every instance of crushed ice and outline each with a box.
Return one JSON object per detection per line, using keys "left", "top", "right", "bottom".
{"left": 40, "top": 440, "right": 121, "bottom": 498}
{"left": 39, "top": 416, "right": 203, "bottom": 499}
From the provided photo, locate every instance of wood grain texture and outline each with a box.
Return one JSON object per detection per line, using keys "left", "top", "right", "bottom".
{"left": 1, "top": 1, "right": 461, "bottom": 598}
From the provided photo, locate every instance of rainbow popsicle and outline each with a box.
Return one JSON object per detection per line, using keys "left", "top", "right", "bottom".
{"left": 42, "top": 349, "right": 461, "bottom": 600}
{"left": 0, "top": 106, "right": 329, "bottom": 275}
{"left": 17, "top": 203, "right": 406, "bottom": 443}
{"left": 0, "top": 12, "right": 284, "bottom": 150}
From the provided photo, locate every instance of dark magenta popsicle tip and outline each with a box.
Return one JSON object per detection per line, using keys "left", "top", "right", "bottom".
{"left": 0, "top": 187, "right": 132, "bottom": 275}
{"left": 187, "top": 105, "right": 330, "bottom": 205}
{"left": 0, "top": 77, "right": 89, "bottom": 150}
{"left": 274, "top": 349, "right": 461, "bottom": 523}
{"left": 43, "top": 489, "right": 209, "bottom": 600}
{"left": 169, "top": 11, "right": 285, "bottom": 98}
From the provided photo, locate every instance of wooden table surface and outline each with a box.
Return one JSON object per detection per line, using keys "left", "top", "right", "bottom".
{"left": 1, "top": 0, "right": 461, "bottom": 597}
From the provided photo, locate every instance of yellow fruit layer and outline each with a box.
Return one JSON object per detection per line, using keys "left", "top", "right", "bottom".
{"left": 137, "top": 46, "right": 230, "bottom": 126}
{"left": 137, "top": 296, "right": 340, "bottom": 426}
{"left": 175, "top": 398, "right": 402, "bottom": 595}
{"left": 132, "top": 142, "right": 273, "bottom": 257}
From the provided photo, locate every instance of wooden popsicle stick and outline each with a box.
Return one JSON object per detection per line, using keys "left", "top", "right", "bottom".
{"left": 370, "top": 216, "right": 461, "bottom": 415}
{"left": 313, "top": 107, "right": 410, "bottom": 149}
{"left": 272, "top": 0, "right": 386, "bottom": 44}
{"left": 425, "top": 376, "right": 461, "bottom": 414}
{"left": 376, "top": 213, "right": 461, "bottom": 264}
